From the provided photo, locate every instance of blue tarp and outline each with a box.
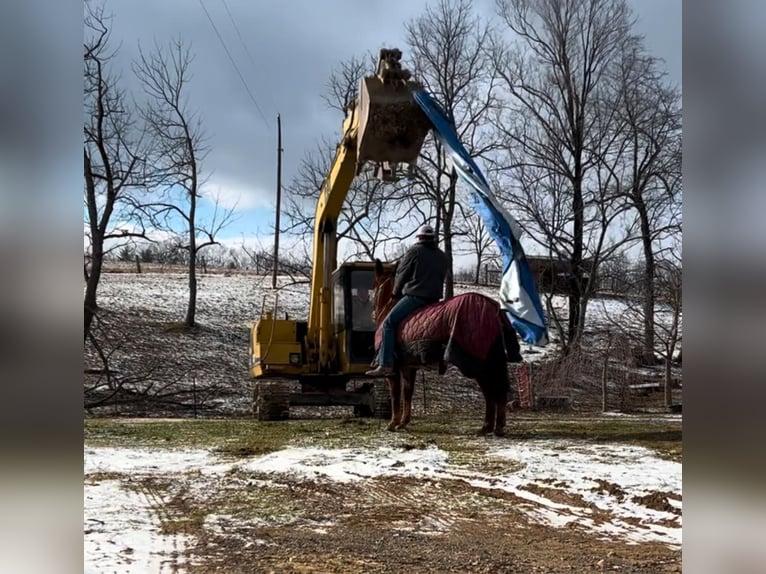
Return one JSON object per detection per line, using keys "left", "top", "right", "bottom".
{"left": 413, "top": 89, "right": 548, "bottom": 346}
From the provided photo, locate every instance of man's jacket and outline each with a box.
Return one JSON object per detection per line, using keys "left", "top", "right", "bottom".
{"left": 393, "top": 241, "right": 450, "bottom": 302}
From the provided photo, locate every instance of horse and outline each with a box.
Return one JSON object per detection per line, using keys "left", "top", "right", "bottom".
{"left": 371, "top": 259, "right": 523, "bottom": 436}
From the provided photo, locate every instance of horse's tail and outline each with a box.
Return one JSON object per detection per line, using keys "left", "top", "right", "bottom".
{"left": 497, "top": 310, "right": 523, "bottom": 363}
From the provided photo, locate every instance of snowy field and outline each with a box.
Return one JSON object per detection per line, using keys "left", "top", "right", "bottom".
{"left": 94, "top": 271, "right": 681, "bottom": 364}
{"left": 84, "top": 425, "right": 681, "bottom": 572}
{"left": 85, "top": 271, "right": 683, "bottom": 571}
{"left": 90, "top": 271, "right": 681, "bottom": 417}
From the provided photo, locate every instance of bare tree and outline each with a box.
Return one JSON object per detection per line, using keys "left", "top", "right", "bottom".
{"left": 593, "top": 246, "right": 681, "bottom": 409}
{"left": 610, "top": 43, "right": 682, "bottom": 363}
{"left": 452, "top": 200, "right": 497, "bottom": 284}
{"left": 84, "top": 2, "right": 152, "bottom": 341}
{"left": 322, "top": 54, "right": 371, "bottom": 114}
{"left": 490, "top": 0, "right": 636, "bottom": 351}
{"left": 134, "top": 39, "right": 234, "bottom": 327}
{"left": 239, "top": 239, "right": 313, "bottom": 282}
{"left": 654, "top": 253, "right": 682, "bottom": 407}
{"left": 404, "top": 0, "right": 499, "bottom": 298}
{"left": 597, "top": 250, "right": 634, "bottom": 295}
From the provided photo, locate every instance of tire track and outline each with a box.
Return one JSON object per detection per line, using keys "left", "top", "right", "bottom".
{"left": 358, "top": 476, "right": 476, "bottom": 536}
{"left": 128, "top": 478, "right": 191, "bottom": 573}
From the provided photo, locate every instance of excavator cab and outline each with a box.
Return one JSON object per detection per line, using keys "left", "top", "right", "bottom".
{"left": 331, "top": 261, "right": 395, "bottom": 373}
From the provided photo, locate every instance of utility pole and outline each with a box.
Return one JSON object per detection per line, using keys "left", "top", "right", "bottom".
{"left": 272, "top": 113, "right": 283, "bottom": 289}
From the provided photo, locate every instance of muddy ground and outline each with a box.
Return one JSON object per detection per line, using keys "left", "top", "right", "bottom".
{"left": 187, "top": 475, "right": 681, "bottom": 574}
{"left": 85, "top": 414, "right": 682, "bottom": 574}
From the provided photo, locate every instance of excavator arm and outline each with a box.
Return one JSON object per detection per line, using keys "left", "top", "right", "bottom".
{"left": 306, "top": 111, "right": 358, "bottom": 371}
{"left": 306, "top": 49, "right": 430, "bottom": 372}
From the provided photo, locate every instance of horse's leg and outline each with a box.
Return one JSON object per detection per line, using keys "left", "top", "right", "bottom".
{"left": 472, "top": 375, "right": 493, "bottom": 435}
{"left": 386, "top": 374, "right": 402, "bottom": 432}
{"left": 475, "top": 341, "right": 512, "bottom": 437}
{"left": 492, "top": 352, "right": 511, "bottom": 437}
{"left": 493, "top": 395, "right": 507, "bottom": 437}
{"left": 479, "top": 382, "right": 494, "bottom": 435}
{"left": 396, "top": 367, "right": 417, "bottom": 430}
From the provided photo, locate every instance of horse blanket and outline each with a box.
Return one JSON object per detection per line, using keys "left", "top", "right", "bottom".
{"left": 375, "top": 293, "right": 522, "bottom": 378}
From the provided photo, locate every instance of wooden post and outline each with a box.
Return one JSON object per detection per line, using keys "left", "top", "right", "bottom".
{"left": 602, "top": 332, "right": 612, "bottom": 412}
{"left": 664, "top": 351, "right": 673, "bottom": 408}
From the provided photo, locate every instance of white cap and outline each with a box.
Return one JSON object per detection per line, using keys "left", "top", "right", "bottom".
{"left": 416, "top": 224, "right": 435, "bottom": 238}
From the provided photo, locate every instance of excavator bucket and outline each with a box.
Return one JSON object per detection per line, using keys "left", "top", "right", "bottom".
{"left": 356, "top": 49, "right": 431, "bottom": 176}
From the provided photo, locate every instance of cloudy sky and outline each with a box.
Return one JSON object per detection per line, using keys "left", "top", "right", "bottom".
{"left": 98, "top": 0, "right": 681, "bottom": 252}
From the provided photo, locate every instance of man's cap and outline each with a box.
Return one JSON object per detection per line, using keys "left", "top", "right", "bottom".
{"left": 416, "top": 224, "right": 435, "bottom": 238}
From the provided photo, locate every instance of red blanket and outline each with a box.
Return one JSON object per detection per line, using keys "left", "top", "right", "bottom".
{"left": 375, "top": 293, "right": 520, "bottom": 376}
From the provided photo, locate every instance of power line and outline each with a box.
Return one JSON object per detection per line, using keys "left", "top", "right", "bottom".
{"left": 196, "top": 0, "right": 272, "bottom": 129}
{"left": 219, "top": 0, "right": 279, "bottom": 115}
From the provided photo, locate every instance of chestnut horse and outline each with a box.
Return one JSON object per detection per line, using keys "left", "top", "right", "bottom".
{"left": 371, "top": 260, "right": 522, "bottom": 436}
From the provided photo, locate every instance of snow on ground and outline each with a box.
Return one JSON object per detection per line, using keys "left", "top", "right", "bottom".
{"left": 84, "top": 480, "right": 192, "bottom": 574}
{"left": 84, "top": 437, "right": 681, "bottom": 572}
{"left": 97, "top": 273, "right": 311, "bottom": 330}
{"left": 96, "top": 272, "right": 678, "bottom": 367}
{"left": 97, "top": 272, "right": 679, "bottom": 338}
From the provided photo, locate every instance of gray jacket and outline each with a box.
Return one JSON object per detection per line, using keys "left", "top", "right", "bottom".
{"left": 393, "top": 240, "right": 450, "bottom": 302}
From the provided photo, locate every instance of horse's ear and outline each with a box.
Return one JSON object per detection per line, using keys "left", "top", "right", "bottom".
{"left": 374, "top": 258, "right": 383, "bottom": 276}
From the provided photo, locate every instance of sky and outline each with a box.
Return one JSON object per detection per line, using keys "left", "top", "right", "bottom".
{"left": 96, "top": 0, "right": 682, "bottom": 259}
{"left": 84, "top": 431, "right": 683, "bottom": 571}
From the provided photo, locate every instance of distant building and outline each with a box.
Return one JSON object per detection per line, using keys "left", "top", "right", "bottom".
{"left": 483, "top": 256, "right": 595, "bottom": 295}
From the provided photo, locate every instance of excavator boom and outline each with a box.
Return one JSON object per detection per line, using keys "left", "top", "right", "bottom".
{"left": 306, "top": 49, "right": 430, "bottom": 371}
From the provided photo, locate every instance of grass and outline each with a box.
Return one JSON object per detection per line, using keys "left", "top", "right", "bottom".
{"left": 84, "top": 412, "right": 681, "bottom": 462}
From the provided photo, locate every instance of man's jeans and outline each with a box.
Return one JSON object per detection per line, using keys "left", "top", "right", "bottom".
{"left": 377, "top": 295, "right": 432, "bottom": 368}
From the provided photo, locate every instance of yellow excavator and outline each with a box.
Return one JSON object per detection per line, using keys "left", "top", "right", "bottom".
{"left": 248, "top": 49, "right": 431, "bottom": 420}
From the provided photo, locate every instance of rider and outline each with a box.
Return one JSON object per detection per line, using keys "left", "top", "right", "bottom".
{"left": 366, "top": 223, "right": 450, "bottom": 376}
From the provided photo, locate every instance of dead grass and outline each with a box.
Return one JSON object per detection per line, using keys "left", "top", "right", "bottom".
{"left": 84, "top": 413, "right": 682, "bottom": 462}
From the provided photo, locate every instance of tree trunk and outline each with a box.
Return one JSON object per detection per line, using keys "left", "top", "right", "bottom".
{"left": 84, "top": 248, "right": 103, "bottom": 342}
{"left": 185, "top": 193, "right": 197, "bottom": 328}
{"left": 84, "top": 150, "right": 106, "bottom": 342}
{"left": 442, "top": 174, "right": 458, "bottom": 299}
{"left": 637, "top": 200, "right": 656, "bottom": 364}
{"left": 567, "top": 171, "right": 585, "bottom": 352}
{"left": 444, "top": 242, "right": 454, "bottom": 299}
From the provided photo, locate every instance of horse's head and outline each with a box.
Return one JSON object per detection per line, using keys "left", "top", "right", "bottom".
{"left": 372, "top": 258, "right": 397, "bottom": 326}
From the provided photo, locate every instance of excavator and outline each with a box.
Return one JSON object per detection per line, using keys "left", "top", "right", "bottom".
{"left": 248, "top": 49, "right": 432, "bottom": 420}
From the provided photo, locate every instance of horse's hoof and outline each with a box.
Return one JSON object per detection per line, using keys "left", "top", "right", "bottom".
{"left": 386, "top": 423, "right": 398, "bottom": 432}
{"left": 493, "top": 429, "right": 505, "bottom": 437}
{"left": 395, "top": 423, "right": 408, "bottom": 431}
{"left": 477, "top": 427, "right": 491, "bottom": 435}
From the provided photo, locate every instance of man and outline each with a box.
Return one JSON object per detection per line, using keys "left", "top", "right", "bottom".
{"left": 366, "top": 224, "right": 450, "bottom": 376}
{"left": 351, "top": 287, "right": 375, "bottom": 330}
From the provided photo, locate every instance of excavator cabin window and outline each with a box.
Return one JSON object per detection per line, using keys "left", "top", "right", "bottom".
{"left": 348, "top": 270, "right": 376, "bottom": 332}
{"left": 332, "top": 265, "right": 377, "bottom": 365}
